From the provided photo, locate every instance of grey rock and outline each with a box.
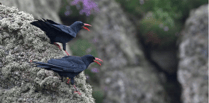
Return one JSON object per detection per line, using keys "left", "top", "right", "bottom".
{"left": 80, "top": 0, "right": 168, "bottom": 103}
{"left": 178, "top": 4, "right": 208, "bottom": 103}
{"left": 1, "top": 0, "right": 61, "bottom": 23}
{"left": 0, "top": 5, "right": 95, "bottom": 103}
{"left": 0, "top": 62, "right": 2, "bottom": 68}
{"left": 151, "top": 49, "right": 178, "bottom": 74}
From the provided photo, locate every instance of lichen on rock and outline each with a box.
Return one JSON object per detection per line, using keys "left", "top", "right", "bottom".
{"left": 178, "top": 4, "right": 208, "bottom": 103}
{"left": 0, "top": 4, "right": 95, "bottom": 103}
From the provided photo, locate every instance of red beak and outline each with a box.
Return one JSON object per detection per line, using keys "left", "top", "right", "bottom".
{"left": 94, "top": 57, "right": 103, "bottom": 66}
{"left": 83, "top": 23, "right": 91, "bottom": 31}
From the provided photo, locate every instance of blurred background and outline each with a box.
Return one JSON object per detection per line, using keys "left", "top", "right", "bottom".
{"left": 1, "top": 0, "right": 208, "bottom": 103}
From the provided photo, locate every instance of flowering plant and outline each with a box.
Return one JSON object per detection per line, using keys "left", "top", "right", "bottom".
{"left": 64, "top": 0, "right": 99, "bottom": 16}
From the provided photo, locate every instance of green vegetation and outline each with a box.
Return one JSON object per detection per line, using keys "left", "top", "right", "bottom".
{"left": 139, "top": 15, "right": 181, "bottom": 46}
{"left": 116, "top": 0, "right": 208, "bottom": 47}
{"left": 70, "top": 39, "right": 97, "bottom": 57}
{"left": 92, "top": 89, "right": 104, "bottom": 103}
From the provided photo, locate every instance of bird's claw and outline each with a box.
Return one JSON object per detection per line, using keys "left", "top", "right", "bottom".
{"left": 65, "top": 50, "right": 70, "bottom": 56}
{"left": 54, "top": 42, "right": 61, "bottom": 49}
{"left": 74, "top": 91, "right": 81, "bottom": 95}
{"left": 67, "top": 77, "right": 70, "bottom": 84}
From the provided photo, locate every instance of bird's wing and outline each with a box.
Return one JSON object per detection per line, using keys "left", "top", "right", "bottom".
{"left": 44, "top": 19, "right": 60, "bottom": 25}
{"left": 48, "top": 57, "right": 86, "bottom": 73}
{"left": 44, "top": 19, "right": 77, "bottom": 38}
{"left": 50, "top": 24, "right": 76, "bottom": 38}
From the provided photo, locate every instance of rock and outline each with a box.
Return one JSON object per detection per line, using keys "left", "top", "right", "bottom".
{"left": 0, "top": 5, "right": 94, "bottom": 103}
{"left": 178, "top": 4, "right": 208, "bottom": 103}
{"left": 79, "top": 0, "right": 168, "bottom": 103}
{"left": 151, "top": 49, "right": 178, "bottom": 74}
{"left": 0, "top": 0, "right": 61, "bottom": 23}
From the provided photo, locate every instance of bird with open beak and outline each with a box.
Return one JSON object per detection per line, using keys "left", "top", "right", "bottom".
{"left": 31, "top": 19, "right": 91, "bottom": 56}
{"left": 31, "top": 55, "right": 103, "bottom": 95}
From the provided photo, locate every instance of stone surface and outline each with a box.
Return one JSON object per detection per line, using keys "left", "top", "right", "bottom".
{"left": 0, "top": 5, "right": 94, "bottom": 103}
{"left": 178, "top": 4, "right": 208, "bottom": 103}
{"left": 79, "top": 0, "right": 169, "bottom": 103}
{"left": 151, "top": 49, "right": 178, "bottom": 74}
{"left": 0, "top": 0, "right": 61, "bottom": 23}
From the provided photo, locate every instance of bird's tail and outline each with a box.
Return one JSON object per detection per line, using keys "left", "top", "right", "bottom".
{"left": 30, "top": 19, "right": 51, "bottom": 31}
{"left": 32, "top": 61, "right": 53, "bottom": 70}
{"left": 31, "top": 61, "right": 63, "bottom": 72}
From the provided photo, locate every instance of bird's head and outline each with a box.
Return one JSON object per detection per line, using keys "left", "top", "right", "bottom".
{"left": 71, "top": 21, "right": 91, "bottom": 32}
{"left": 82, "top": 55, "right": 103, "bottom": 66}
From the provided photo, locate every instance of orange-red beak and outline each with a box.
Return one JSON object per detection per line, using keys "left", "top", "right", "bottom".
{"left": 94, "top": 57, "right": 103, "bottom": 66}
{"left": 83, "top": 23, "right": 91, "bottom": 31}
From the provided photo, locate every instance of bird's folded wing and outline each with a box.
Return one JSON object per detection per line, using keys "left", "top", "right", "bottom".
{"left": 44, "top": 19, "right": 59, "bottom": 25}
{"left": 51, "top": 25, "right": 76, "bottom": 38}
{"left": 48, "top": 59, "right": 86, "bottom": 73}
{"left": 43, "top": 19, "right": 76, "bottom": 38}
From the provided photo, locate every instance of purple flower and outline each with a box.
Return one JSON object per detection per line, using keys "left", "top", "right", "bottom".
{"left": 91, "top": 68, "right": 99, "bottom": 73}
{"left": 71, "top": 0, "right": 99, "bottom": 16}
{"left": 86, "top": 75, "right": 89, "bottom": 79}
{"left": 103, "top": 86, "right": 108, "bottom": 91}
{"left": 164, "top": 26, "right": 169, "bottom": 31}
{"left": 139, "top": 0, "right": 144, "bottom": 5}
{"left": 65, "top": 10, "right": 71, "bottom": 16}
{"left": 92, "top": 38, "right": 98, "bottom": 43}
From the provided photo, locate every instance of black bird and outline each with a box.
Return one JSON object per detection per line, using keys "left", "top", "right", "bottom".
{"left": 31, "top": 55, "right": 103, "bottom": 95}
{"left": 30, "top": 19, "right": 91, "bottom": 56}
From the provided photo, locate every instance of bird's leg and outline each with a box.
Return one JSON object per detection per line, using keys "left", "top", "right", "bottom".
{"left": 62, "top": 43, "right": 70, "bottom": 56}
{"left": 66, "top": 78, "right": 81, "bottom": 95}
{"left": 65, "top": 51, "right": 70, "bottom": 56}
{"left": 73, "top": 85, "right": 81, "bottom": 95}
{"left": 67, "top": 77, "right": 71, "bottom": 84}
{"left": 54, "top": 42, "right": 61, "bottom": 50}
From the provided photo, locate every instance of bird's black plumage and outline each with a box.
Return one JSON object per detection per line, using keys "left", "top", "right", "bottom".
{"left": 32, "top": 55, "right": 102, "bottom": 85}
{"left": 30, "top": 19, "right": 91, "bottom": 55}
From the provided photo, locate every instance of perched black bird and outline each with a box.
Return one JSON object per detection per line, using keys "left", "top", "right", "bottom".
{"left": 30, "top": 19, "right": 91, "bottom": 56}
{"left": 31, "top": 55, "right": 103, "bottom": 95}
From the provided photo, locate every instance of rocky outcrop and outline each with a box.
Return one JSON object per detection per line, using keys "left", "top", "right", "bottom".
{"left": 80, "top": 0, "right": 169, "bottom": 103}
{"left": 0, "top": 5, "right": 94, "bottom": 103}
{"left": 0, "top": 0, "right": 61, "bottom": 23}
{"left": 178, "top": 4, "right": 208, "bottom": 103}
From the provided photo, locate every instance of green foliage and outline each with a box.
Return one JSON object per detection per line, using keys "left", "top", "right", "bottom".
{"left": 92, "top": 89, "right": 104, "bottom": 103}
{"left": 116, "top": 0, "right": 207, "bottom": 20}
{"left": 70, "top": 39, "right": 97, "bottom": 57}
{"left": 116, "top": 0, "right": 207, "bottom": 46}
{"left": 139, "top": 14, "right": 181, "bottom": 47}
